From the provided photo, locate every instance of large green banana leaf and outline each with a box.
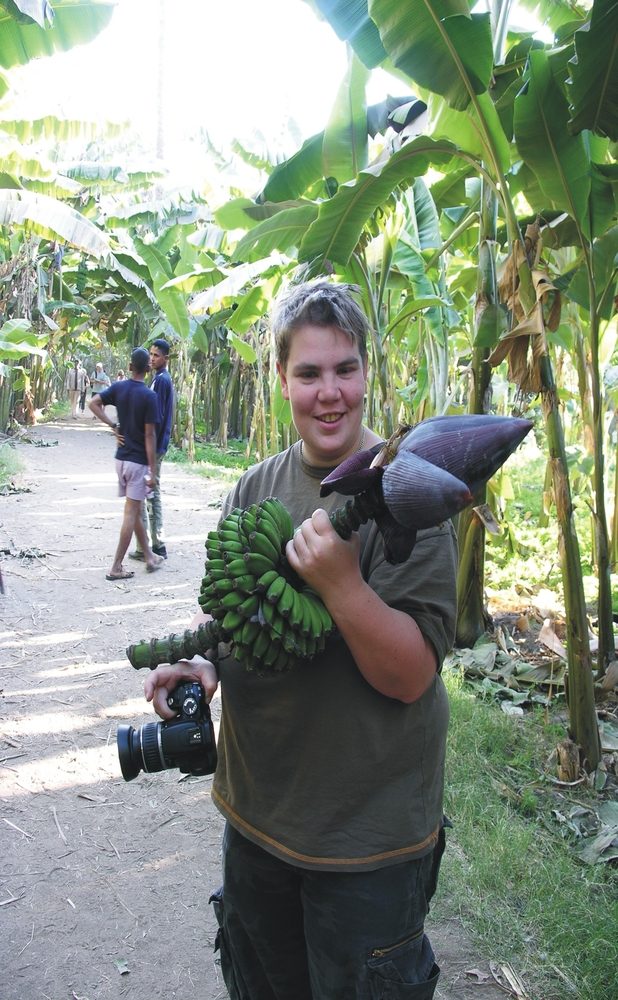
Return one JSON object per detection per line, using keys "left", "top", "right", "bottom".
{"left": 259, "top": 97, "right": 418, "bottom": 203}
{"left": 0, "top": 188, "right": 111, "bottom": 254}
{"left": 189, "top": 257, "right": 284, "bottom": 316}
{"left": 260, "top": 133, "right": 325, "bottom": 203}
{"left": 227, "top": 277, "right": 281, "bottom": 338}
{"left": 215, "top": 198, "right": 312, "bottom": 230}
{"left": 0, "top": 317, "right": 46, "bottom": 362}
{"left": 370, "top": 0, "right": 493, "bottom": 111}
{"left": 309, "top": 1, "right": 493, "bottom": 111}
{"left": 567, "top": 0, "right": 618, "bottom": 141}
{"left": 162, "top": 267, "right": 225, "bottom": 296}
{"left": 61, "top": 163, "right": 154, "bottom": 187}
{"left": 232, "top": 205, "right": 319, "bottom": 262}
{"left": 0, "top": 116, "right": 123, "bottom": 144}
{"left": 518, "top": 0, "right": 590, "bottom": 32}
{"left": 23, "top": 176, "right": 82, "bottom": 198}
{"left": 133, "top": 237, "right": 189, "bottom": 339}
{"left": 0, "top": 0, "right": 114, "bottom": 69}
{"left": 514, "top": 48, "right": 592, "bottom": 236}
{"left": 1, "top": 143, "right": 54, "bottom": 181}
{"left": 7, "top": 2, "right": 53, "bottom": 28}
{"left": 298, "top": 136, "right": 469, "bottom": 265}
{"left": 322, "top": 52, "right": 369, "bottom": 184}
{"left": 561, "top": 224, "right": 618, "bottom": 320}
{"left": 426, "top": 91, "right": 511, "bottom": 174}
{"left": 305, "top": 0, "right": 386, "bottom": 67}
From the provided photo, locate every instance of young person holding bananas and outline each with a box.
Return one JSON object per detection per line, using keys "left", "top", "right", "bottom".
{"left": 144, "top": 281, "right": 457, "bottom": 1000}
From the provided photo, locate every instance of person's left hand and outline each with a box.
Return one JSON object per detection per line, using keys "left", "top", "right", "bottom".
{"left": 144, "top": 658, "right": 218, "bottom": 720}
{"left": 285, "top": 508, "right": 360, "bottom": 602}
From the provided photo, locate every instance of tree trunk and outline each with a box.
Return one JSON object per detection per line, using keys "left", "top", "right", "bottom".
{"left": 587, "top": 274, "right": 614, "bottom": 678}
{"left": 540, "top": 354, "right": 601, "bottom": 770}
{"left": 456, "top": 183, "right": 495, "bottom": 646}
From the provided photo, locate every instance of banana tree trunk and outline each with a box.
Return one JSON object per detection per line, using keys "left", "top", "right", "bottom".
{"left": 218, "top": 354, "right": 241, "bottom": 450}
{"left": 0, "top": 371, "right": 12, "bottom": 433}
{"left": 611, "top": 440, "right": 618, "bottom": 568}
{"left": 587, "top": 274, "right": 614, "bottom": 678}
{"left": 456, "top": 184, "right": 495, "bottom": 646}
{"left": 456, "top": 514, "right": 490, "bottom": 646}
{"left": 350, "top": 253, "right": 394, "bottom": 438}
{"left": 185, "top": 369, "right": 196, "bottom": 461}
{"left": 540, "top": 353, "right": 601, "bottom": 770}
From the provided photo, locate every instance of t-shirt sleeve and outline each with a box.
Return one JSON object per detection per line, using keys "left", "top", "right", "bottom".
{"left": 362, "top": 521, "right": 458, "bottom": 668}
{"left": 99, "top": 385, "right": 115, "bottom": 405}
{"left": 145, "top": 391, "right": 159, "bottom": 424}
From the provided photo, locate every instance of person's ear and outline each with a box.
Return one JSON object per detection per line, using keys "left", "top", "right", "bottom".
{"left": 276, "top": 361, "right": 290, "bottom": 400}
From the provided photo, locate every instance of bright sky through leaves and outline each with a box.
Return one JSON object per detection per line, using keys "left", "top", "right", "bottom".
{"left": 8, "top": 0, "right": 381, "bottom": 177}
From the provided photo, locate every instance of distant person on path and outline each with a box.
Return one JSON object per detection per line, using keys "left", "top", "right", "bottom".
{"left": 91, "top": 361, "right": 111, "bottom": 394}
{"left": 78, "top": 365, "right": 90, "bottom": 413}
{"left": 130, "top": 338, "right": 174, "bottom": 562}
{"left": 64, "top": 359, "right": 88, "bottom": 419}
{"left": 89, "top": 347, "right": 164, "bottom": 581}
{"left": 90, "top": 362, "right": 111, "bottom": 418}
{"left": 116, "top": 370, "right": 126, "bottom": 381}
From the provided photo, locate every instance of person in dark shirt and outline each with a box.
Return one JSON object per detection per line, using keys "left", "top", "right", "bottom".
{"left": 89, "top": 347, "right": 165, "bottom": 581}
{"left": 130, "top": 337, "right": 174, "bottom": 561}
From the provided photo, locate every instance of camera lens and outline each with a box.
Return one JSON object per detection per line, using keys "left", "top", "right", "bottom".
{"left": 117, "top": 721, "right": 165, "bottom": 781}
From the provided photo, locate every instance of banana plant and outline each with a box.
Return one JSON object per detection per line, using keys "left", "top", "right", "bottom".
{"left": 0, "top": 1, "right": 178, "bottom": 424}
{"left": 216, "top": 58, "right": 456, "bottom": 438}
{"left": 0, "top": 0, "right": 114, "bottom": 76}
{"left": 511, "top": 29, "right": 617, "bottom": 679}
{"left": 0, "top": 316, "right": 47, "bottom": 428}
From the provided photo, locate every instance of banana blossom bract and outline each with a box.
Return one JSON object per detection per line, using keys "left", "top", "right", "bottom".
{"left": 320, "top": 415, "right": 533, "bottom": 563}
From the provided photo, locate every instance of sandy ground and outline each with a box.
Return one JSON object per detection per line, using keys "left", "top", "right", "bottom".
{"left": 0, "top": 418, "right": 509, "bottom": 1000}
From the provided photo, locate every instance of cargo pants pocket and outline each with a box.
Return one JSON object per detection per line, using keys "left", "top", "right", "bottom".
{"left": 209, "top": 886, "right": 248, "bottom": 1000}
{"left": 366, "top": 927, "right": 440, "bottom": 1000}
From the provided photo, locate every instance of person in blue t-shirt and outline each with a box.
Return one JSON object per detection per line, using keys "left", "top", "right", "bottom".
{"left": 130, "top": 337, "right": 174, "bottom": 562}
{"left": 89, "top": 347, "right": 165, "bottom": 581}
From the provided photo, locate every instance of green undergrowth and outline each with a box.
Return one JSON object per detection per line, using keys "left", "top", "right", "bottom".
{"left": 485, "top": 446, "right": 618, "bottom": 619}
{"left": 167, "top": 440, "right": 252, "bottom": 489}
{"left": 39, "top": 400, "right": 70, "bottom": 422}
{"left": 435, "top": 669, "right": 617, "bottom": 1000}
{"left": 0, "top": 440, "right": 21, "bottom": 487}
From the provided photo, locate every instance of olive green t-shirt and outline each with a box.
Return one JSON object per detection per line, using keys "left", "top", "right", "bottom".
{"left": 211, "top": 442, "right": 457, "bottom": 871}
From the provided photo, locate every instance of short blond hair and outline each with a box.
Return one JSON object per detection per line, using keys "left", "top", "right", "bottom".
{"left": 272, "top": 281, "right": 369, "bottom": 371}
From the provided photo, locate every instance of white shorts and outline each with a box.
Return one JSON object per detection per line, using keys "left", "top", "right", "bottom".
{"left": 115, "top": 460, "right": 150, "bottom": 501}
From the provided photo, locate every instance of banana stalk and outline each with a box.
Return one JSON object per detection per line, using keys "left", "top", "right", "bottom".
{"left": 126, "top": 415, "right": 532, "bottom": 673}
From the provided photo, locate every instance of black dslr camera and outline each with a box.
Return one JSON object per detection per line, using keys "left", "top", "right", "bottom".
{"left": 117, "top": 682, "right": 217, "bottom": 782}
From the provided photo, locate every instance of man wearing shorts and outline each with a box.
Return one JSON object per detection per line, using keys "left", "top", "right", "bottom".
{"left": 89, "top": 347, "right": 164, "bottom": 581}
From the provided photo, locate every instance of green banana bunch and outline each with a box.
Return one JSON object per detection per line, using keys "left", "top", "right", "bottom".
{"left": 127, "top": 415, "right": 533, "bottom": 675}
{"left": 198, "top": 497, "right": 334, "bottom": 673}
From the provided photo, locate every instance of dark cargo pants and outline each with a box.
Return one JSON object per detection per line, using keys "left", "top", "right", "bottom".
{"left": 210, "top": 822, "right": 445, "bottom": 1000}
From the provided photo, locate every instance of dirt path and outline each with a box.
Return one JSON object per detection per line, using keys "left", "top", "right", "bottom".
{"left": 1, "top": 419, "right": 509, "bottom": 1000}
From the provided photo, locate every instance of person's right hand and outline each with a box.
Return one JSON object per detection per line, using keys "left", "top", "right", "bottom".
{"left": 144, "top": 656, "right": 218, "bottom": 719}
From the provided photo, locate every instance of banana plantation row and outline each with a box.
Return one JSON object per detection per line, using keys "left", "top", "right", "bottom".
{"left": 0, "top": 0, "right": 615, "bottom": 768}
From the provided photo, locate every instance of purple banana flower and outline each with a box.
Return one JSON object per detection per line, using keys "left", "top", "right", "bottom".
{"left": 321, "top": 414, "right": 533, "bottom": 563}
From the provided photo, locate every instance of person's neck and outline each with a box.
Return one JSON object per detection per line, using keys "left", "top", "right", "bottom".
{"left": 300, "top": 426, "right": 366, "bottom": 469}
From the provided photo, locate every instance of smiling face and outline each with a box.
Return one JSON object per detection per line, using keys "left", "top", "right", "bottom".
{"left": 277, "top": 323, "right": 368, "bottom": 468}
